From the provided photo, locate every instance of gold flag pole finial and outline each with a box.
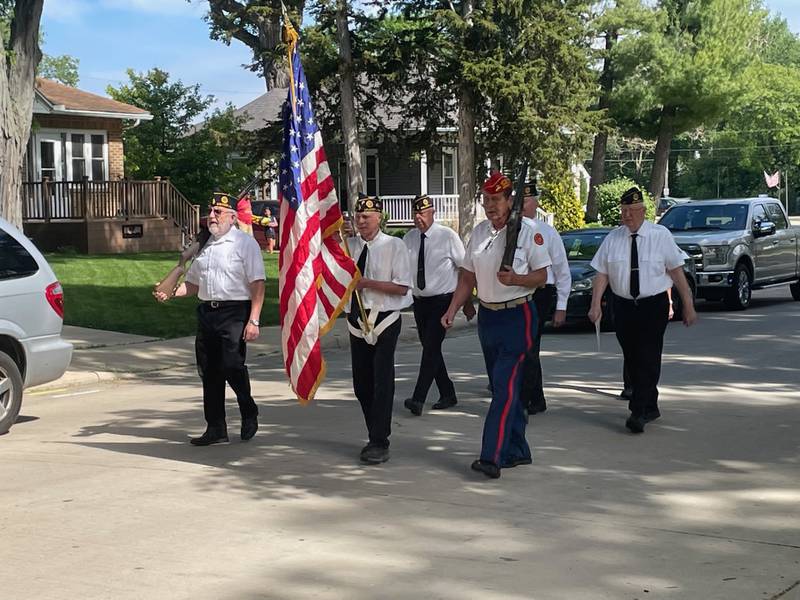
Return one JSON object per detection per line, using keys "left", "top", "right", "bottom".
{"left": 282, "top": 3, "right": 299, "bottom": 117}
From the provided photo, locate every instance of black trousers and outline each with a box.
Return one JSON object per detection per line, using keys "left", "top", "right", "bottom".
{"left": 350, "top": 317, "right": 402, "bottom": 448}
{"left": 411, "top": 293, "right": 456, "bottom": 404}
{"left": 195, "top": 301, "right": 258, "bottom": 428}
{"left": 612, "top": 292, "right": 670, "bottom": 417}
{"left": 521, "top": 285, "right": 556, "bottom": 411}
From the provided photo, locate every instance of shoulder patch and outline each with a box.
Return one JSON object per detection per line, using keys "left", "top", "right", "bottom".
{"left": 534, "top": 233, "right": 544, "bottom": 246}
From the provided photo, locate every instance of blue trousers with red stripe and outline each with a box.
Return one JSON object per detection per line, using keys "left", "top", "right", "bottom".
{"left": 477, "top": 300, "right": 537, "bottom": 466}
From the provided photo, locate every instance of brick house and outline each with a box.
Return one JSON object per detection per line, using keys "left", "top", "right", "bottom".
{"left": 22, "top": 79, "right": 200, "bottom": 253}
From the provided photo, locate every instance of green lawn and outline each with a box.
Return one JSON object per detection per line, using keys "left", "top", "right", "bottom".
{"left": 47, "top": 252, "right": 280, "bottom": 339}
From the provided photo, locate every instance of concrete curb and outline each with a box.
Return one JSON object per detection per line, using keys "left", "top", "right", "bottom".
{"left": 30, "top": 314, "right": 477, "bottom": 393}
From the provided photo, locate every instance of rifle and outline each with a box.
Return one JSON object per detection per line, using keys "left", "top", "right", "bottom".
{"left": 500, "top": 161, "right": 529, "bottom": 271}
{"left": 153, "top": 169, "right": 270, "bottom": 300}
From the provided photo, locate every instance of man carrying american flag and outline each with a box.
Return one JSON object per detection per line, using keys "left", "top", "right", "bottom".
{"left": 278, "top": 21, "right": 358, "bottom": 405}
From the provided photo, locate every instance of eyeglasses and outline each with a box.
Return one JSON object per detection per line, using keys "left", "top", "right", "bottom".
{"left": 620, "top": 205, "right": 645, "bottom": 214}
{"left": 210, "top": 208, "right": 233, "bottom": 217}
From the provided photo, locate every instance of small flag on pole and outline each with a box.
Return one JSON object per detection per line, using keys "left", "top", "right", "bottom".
{"left": 278, "top": 19, "right": 358, "bottom": 404}
{"left": 764, "top": 170, "right": 780, "bottom": 189}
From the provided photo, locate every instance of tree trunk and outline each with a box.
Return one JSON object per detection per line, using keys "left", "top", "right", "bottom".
{"left": 586, "top": 30, "right": 617, "bottom": 223}
{"left": 259, "top": 17, "right": 289, "bottom": 90}
{"left": 457, "top": 87, "right": 477, "bottom": 240}
{"left": 586, "top": 132, "right": 607, "bottom": 223}
{"left": 335, "top": 0, "right": 362, "bottom": 213}
{"left": 0, "top": 0, "right": 44, "bottom": 229}
{"left": 649, "top": 106, "right": 676, "bottom": 204}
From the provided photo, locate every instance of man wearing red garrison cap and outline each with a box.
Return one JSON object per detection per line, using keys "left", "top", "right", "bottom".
{"left": 441, "top": 171, "right": 551, "bottom": 479}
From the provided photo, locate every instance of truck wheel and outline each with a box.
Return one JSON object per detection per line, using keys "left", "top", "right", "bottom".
{"left": 724, "top": 263, "right": 752, "bottom": 310}
{"left": 791, "top": 281, "right": 800, "bottom": 301}
{"left": 0, "top": 351, "right": 24, "bottom": 435}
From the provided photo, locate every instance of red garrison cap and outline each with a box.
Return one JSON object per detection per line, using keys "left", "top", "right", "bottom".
{"left": 482, "top": 172, "right": 512, "bottom": 194}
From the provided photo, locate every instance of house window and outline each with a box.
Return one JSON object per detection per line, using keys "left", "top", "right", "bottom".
{"left": 365, "top": 151, "right": 379, "bottom": 196}
{"left": 442, "top": 149, "right": 456, "bottom": 195}
{"left": 71, "top": 134, "right": 86, "bottom": 179}
{"left": 54, "top": 131, "right": 108, "bottom": 181}
{"left": 40, "top": 141, "right": 56, "bottom": 181}
{"left": 91, "top": 135, "right": 106, "bottom": 180}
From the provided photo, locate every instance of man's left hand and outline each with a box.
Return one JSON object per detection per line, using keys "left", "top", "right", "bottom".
{"left": 496, "top": 270, "right": 516, "bottom": 287}
{"left": 552, "top": 309, "right": 566, "bottom": 327}
{"left": 463, "top": 302, "right": 476, "bottom": 321}
{"left": 243, "top": 322, "right": 260, "bottom": 342}
{"left": 356, "top": 278, "right": 373, "bottom": 290}
{"left": 682, "top": 305, "right": 698, "bottom": 327}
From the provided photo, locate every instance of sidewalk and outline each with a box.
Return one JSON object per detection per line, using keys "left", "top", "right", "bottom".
{"left": 37, "top": 312, "right": 476, "bottom": 392}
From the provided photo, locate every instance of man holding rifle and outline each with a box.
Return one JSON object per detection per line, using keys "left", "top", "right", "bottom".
{"left": 441, "top": 172, "right": 551, "bottom": 479}
{"left": 154, "top": 192, "right": 265, "bottom": 446}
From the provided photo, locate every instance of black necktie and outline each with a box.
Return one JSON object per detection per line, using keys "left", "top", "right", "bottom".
{"left": 352, "top": 244, "right": 368, "bottom": 312}
{"left": 630, "top": 233, "right": 640, "bottom": 299}
{"left": 417, "top": 232, "right": 426, "bottom": 290}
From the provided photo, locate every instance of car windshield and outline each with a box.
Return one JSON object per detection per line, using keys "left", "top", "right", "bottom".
{"left": 659, "top": 203, "right": 749, "bottom": 232}
{"left": 561, "top": 231, "right": 609, "bottom": 261}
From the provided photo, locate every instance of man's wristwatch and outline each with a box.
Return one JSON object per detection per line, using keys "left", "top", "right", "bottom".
{"left": 249, "top": 319, "right": 260, "bottom": 326}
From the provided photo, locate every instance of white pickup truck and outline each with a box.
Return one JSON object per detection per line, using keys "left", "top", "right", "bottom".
{"left": 659, "top": 197, "right": 800, "bottom": 310}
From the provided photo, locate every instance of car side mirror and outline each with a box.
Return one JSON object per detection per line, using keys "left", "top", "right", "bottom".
{"left": 753, "top": 220, "right": 776, "bottom": 237}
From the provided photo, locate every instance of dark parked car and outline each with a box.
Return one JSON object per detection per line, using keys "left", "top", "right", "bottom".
{"left": 554, "top": 227, "right": 697, "bottom": 330}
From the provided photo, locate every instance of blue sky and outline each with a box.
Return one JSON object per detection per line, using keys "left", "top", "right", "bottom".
{"left": 42, "top": 0, "right": 800, "bottom": 116}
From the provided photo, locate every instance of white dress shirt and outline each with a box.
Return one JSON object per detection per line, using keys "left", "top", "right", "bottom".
{"left": 525, "top": 217, "right": 572, "bottom": 311}
{"left": 403, "top": 222, "right": 465, "bottom": 297}
{"left": 590, "top": 220, "right": 685, "bottom": 299}
{"left": 186, "top": 227, "right": 265, "bottom": 301}
{"left": 462, "top": 219, "right": 552, "bottom": 303}
{"left": 346, "top": 231, "right": 413, "bottom": 313}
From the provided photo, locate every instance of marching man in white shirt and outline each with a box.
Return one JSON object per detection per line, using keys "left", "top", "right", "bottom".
{"left": 345, "top": 194, "right": 413, "bottom": 465}
{"left": 154, "top": 192, "right": 266, "bottom": 446}
{"left": 588, "top": 187, "right": 696, "bottom": 434}
{"left": 442, "top": 172, "right": 551, "bottom": 479}
{"left": 402, "top": 194, "right": 472, "bottom": 416}
{"left": 519, "top": 180, "right": 572, "bottom": 416}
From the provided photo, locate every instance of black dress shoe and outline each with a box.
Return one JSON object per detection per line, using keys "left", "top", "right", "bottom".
{"left": 620, "top": 388, "right": 634, "bottom": 401}
{"left": 360, "top": 445, "right": 390, "bottom": 465}
{"left": 501, "top": 457, "right": 532, "bottom": 468}
{"left": 404, "top": 398, "right": 423, "bottom": 416}
{"left": 190, "top": 427, "right": 229, "bottom": 446}
{"left": 471, "top": 459, "right": 501, "bottom": 479}
{"left": 643, "top": 410, "right": 661, "bottom": 423}
{"left": 432, "top": 396, "right": 457, "bottom": 410}
{"left": 625, "top": 415, "right": 645, "bottom": 434}
{"left": 241, "top": 416, "right": 258, "bottom": 441}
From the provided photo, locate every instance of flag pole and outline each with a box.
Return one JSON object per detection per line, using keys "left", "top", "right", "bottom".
{"left": 280, "top": 10, "right": 370, "bottom": 334}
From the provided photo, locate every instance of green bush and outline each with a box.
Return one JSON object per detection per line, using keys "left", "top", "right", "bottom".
{"left": 596, "top": 178, "right": 656, "bottom": 226}
{"left": 384, "top": 227, "right": 410, "bottom": 239}
{"left": 539, "top": 174, "right": 585, "bottom": 232}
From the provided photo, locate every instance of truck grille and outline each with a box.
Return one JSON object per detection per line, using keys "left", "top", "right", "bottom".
{"left": 679, "top": 244, "right": 703, "bottom": 270}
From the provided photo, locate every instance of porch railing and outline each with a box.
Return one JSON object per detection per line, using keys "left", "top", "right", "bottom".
{"left": 381, "top": 194, "right": 554, "bottom": 228}
{"left": 21, "top": 178, "right": 200, "bottom": 244}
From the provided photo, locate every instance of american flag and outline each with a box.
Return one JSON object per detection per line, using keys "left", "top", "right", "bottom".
{"left": 279, "top": 27, "right": 358, "bottom": 403}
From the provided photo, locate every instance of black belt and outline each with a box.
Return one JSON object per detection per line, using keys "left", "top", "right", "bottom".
{"left": 202, "top": 300, "right": 250, "bottom": 309}
{"left": 613, "top": 291, "right": 667, "bottom": 306}
{"left": 413, "top": 292, "right": 453, "bottom": 301}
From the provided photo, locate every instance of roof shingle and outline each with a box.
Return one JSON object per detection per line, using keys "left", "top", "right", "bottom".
{"left": 35, "top": 78, "right": 150, "bottom": 116}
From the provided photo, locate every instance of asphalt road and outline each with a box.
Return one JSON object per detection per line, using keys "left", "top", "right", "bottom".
{"left": 1, "top": 287, "right": 799, "bottom": 600}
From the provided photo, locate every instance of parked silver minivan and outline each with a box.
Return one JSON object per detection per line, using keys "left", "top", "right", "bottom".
{"left": 0, "top": 216, "right": 73, "bottom": 434}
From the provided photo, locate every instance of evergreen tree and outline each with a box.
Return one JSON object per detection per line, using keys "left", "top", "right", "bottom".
{"left": 610, "top": 0, "right": 761, "bottom": 203}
